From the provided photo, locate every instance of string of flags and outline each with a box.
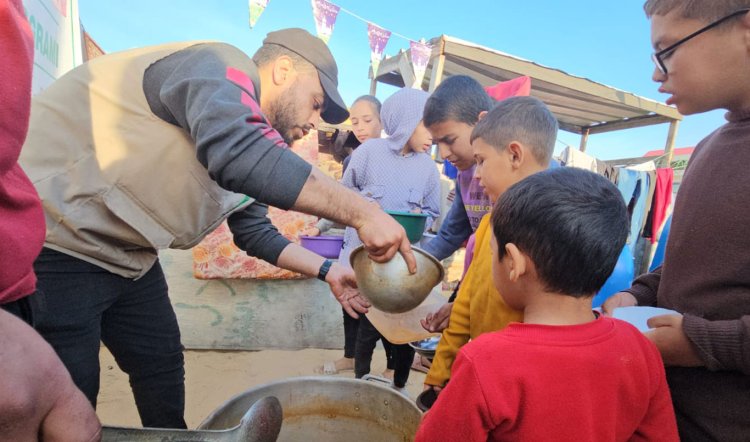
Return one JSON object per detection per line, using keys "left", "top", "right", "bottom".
{"left": 248, "top": 0, "right": 432, "bottom": 88}
{"left": 311, "top": 0, "right": 339, "bottom": 44}
{"left": 248, "top": 0, "right": 269, "bottom": 28}
{"left": 367, "top": 23, "right": 390, "bottom": 80}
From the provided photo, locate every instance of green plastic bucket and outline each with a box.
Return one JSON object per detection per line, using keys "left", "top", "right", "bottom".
{"left": 386, "top": 211, "right": 428, "bottom": 244}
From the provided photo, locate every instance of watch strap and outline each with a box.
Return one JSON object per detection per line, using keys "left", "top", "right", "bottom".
{"left": 317, "top": 259, "right": 334, "bottom": 281}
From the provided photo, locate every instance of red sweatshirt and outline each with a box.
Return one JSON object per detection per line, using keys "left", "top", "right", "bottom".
{"left": 0, "top": 0, "right": 45, "bottom": 303}
{"left": 416, "top": 316, "right": 678, "bottom": 442}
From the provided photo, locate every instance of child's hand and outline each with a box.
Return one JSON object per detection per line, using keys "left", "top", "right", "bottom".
{"left": 644, "top": 314, "right": 704, "bottom": 367}
{"left": 601, "top": 291, "right": 638, "bottom": 316}
{"left": 420, "top": 303, "right": 453, "bottom": 333}
{"left": 423, "top": 384, "right": 443, "bottom": 394}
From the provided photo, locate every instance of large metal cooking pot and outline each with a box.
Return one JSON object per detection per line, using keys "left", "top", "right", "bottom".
{"left": 101, "top": 396, "right": 282, "bottom": 441}
{"left": 199, "top": 376, "right": 422, "bottom": 442}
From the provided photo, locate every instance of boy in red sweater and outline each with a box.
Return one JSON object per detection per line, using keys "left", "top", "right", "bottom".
{"left": 417, "top": 167, "right": 678, "bottom": 441}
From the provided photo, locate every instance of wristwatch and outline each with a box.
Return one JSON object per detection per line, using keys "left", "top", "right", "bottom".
{"left": 317, "top": 259, "right": 334, "bottom": 282}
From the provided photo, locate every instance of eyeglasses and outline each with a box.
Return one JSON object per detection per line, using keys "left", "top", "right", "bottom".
{"left": 651, "top": 8, "right": 750, "bottom": 75}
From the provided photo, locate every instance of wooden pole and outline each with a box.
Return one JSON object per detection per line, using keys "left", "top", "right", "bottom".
{"left": 428, "top": 54, "right": 446, "bottom": 92}
{"left": 664, "top": 120, "right": 679, "bottom": 167}
{"left": 579, "top": 128, "right": 590, "bottom": 152}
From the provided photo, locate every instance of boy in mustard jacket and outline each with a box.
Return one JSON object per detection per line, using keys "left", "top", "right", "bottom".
{"left": 423, "top": 96, "right": 556, "bottom": 392}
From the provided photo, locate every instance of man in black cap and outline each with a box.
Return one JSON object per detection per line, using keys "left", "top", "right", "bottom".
{"left": 18, "top": 28, "right": 415, "bottom": 429}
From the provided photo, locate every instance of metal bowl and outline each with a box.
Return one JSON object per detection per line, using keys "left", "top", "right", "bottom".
{"left": 409, "top": 336, "right": 441, "bottom": 359}
{"left": 415, "top": 388, "right": 439, "bottom": 412}
{"left": 349, "top": 245, "right": 444, "bottom": 313}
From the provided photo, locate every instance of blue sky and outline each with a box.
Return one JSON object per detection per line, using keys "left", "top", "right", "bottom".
{"left": 77, "top": 0, "right": 725, "bottom": 160}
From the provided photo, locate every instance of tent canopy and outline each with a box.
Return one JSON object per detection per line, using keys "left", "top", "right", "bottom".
{"left": 371, "top": 35, "right": 681, "bottom": 157}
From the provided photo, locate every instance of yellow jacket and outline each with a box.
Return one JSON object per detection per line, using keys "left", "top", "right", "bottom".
{"left": 424, "top": 215, "right": 523, "bottom": 387}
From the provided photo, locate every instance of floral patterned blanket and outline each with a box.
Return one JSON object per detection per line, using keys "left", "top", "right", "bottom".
{"left": 193, "top": 131, "right": 328, "bottom": 279}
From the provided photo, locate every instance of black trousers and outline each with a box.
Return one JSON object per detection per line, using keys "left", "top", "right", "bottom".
{"left": 343, "top": 309, "right": 394, "bottom": 369}
{"left": 354, "top": 315, "right": 413, "bottom": 388}
{"left": 32, "top": 248, "right": 187, "bottom": 429}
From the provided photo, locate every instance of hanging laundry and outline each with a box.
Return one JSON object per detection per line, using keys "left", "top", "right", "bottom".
{"left": 616, "top": 168, "right": 650, "bottom": 247}
{"left": 595, "top": 158, "right": 617, "bottom": 183}
{"left": 637, "top": 169, "right": 657, "bottom": 237}
{"left": 643, "top": 168, "right": 674, "bottom": 243}
{"left": 560, "top": 146, "right": 597, "bottom": 172}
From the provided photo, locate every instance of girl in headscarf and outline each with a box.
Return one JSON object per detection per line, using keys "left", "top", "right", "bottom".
{"left": 319, "top": 95, "right": 388, "bottom": 377}
{"left": 341, "top": 87, "right": 441, "bottom": 391}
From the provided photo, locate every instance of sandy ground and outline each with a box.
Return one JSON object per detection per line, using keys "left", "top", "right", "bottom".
{"left": 96, "top": 347, "right": 427, "bottom": 429}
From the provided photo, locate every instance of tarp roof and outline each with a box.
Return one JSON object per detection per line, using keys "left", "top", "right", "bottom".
{"left": 372, "top": 35, "right": 682, "bottom": 137}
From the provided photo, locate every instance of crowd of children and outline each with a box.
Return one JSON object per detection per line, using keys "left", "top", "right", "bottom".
{"left": 323, "top": 2, "right": 750, "bottom": 440}
{"left": 416, "top": 1, "right": 750, "bottom": 440}
{"left": 313, "top": 2, "right": 750, "bottom": 437}
{"left": 417, "top": 165, "right": 679, "bottom": 441}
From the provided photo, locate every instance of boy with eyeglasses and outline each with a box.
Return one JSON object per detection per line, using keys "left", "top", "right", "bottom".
{"left": 602, "top": 2, "right": 750, "bottom": 440}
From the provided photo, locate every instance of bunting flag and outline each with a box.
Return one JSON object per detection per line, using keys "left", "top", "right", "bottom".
{"left": 367, "top": 23, "right": 391, "bottom": 78}
{"left": 409, "top": 40, "right": 432, "bottom": 89}
{"left": 248, "top": 0, "right": 269, "bottom": 29}
{"left": 311, "top": 0, "right": 341, "bottom": 44}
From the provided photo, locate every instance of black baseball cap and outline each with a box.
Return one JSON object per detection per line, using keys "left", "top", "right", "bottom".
{"left": 263, "top": 28, "right": 349, "bottom": 124}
